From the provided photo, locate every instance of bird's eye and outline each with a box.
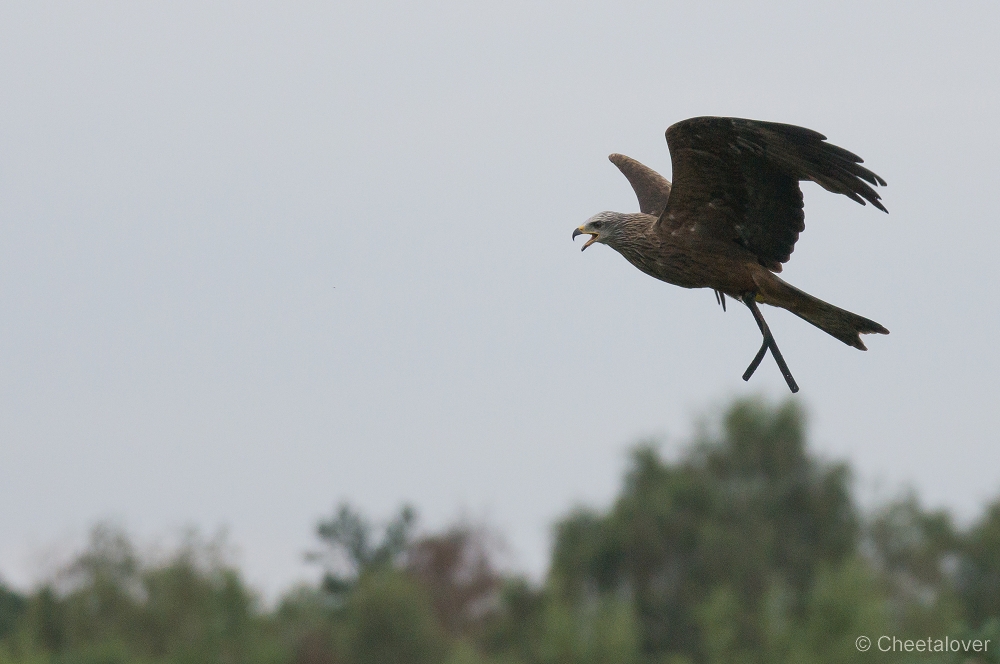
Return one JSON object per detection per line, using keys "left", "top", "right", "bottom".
{"left": 592, "top": 221, "right": 603, "bottom": 229}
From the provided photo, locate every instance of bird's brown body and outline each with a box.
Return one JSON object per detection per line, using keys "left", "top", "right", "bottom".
{"left": 603, "top": 211, "right": 759, "bottom": 291}
{"left": 575, "top": 117, "right": 889, "bottom": 390}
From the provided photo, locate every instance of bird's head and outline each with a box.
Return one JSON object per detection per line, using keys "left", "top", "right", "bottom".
{"left": 573, "top": 211, "right": 626, "bottom": 251}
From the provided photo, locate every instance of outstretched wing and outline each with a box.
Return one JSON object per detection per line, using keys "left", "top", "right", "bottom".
{"left": 609, "top": 153, "right": 672, "bottom": 216}
{"left": 661, "top": 117, "right": 886, "bottom": 271}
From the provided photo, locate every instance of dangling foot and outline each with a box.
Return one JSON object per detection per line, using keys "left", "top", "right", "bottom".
{"left": 714, "top": 289, "right": 727, "bottom": 311}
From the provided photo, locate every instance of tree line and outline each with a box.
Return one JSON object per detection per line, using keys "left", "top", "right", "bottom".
{"left": 2, "top": 397, "right": 1000, "bottom": 663}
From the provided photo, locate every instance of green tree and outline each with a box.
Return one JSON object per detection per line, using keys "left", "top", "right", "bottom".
{"left": 340, "top": 569, "right": 448, "bottom": 664}
{"left": 960, "top": 500, "right": 1000, "bottom": 628}
{"left": 0, "top": 581, "right": 26, "bottom": 642}
{"left": 5, "top": 524, "right": 282, "bottom": 664}
{"left": 776, "top": 559, "right": 890, "bottom": 664}
{"left": 550, "top": 397, "right": 859, "bottom": 662}
{"left": 139, "top": 536, "right": 264, "bottom": 663}
{"left": 273, "top": 585, "right": 340, "bottom": 664}
{"left": 11, "top": 396, "right": 1000, "bottom": 664}
{"left": 866, "top": 493, "right": 962, "bottom": 639}
{"left": 309, "top": 503, "right": 416, "bottom": 598}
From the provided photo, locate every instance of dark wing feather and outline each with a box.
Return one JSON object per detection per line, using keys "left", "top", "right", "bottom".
{"left": 609, "top": 153, "right": 672, "bottom": 215}
{"left": 661, "top": 117, "right": 887, "bottom": 271}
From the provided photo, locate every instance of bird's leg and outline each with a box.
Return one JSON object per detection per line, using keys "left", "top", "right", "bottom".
{"left": 741, "top": 294, "right": 771, "bottom": 381}
{"left": 741, "top": 293, "right": 799, "bottom": 393}
{"left": 742, "top": 339, "right": 769, "bottom": 381}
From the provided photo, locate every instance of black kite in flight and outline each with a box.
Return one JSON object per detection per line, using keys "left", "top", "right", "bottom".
{"left": 574, "top": 116, "right": 888, "bottom": 392}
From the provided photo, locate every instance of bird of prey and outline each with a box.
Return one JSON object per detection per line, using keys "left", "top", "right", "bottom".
{"left": 573, "top": 116, "right": 888, "bottom": 393}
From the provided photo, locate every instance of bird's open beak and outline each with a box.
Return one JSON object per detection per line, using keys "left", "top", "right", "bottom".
{"left": 573, "top": 227, "right": 599, "bottom": 251}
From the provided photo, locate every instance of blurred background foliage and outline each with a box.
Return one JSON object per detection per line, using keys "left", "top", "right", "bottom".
{"left": 3, "top": 397, "right": 1000, "bottom": 663}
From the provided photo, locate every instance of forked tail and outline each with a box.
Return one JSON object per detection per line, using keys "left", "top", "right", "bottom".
{"left": 753, "top": 273, "right": 889, "bottom": 350}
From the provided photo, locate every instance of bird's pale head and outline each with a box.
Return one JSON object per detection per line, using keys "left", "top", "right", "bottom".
{"left": 572, "top": 211, "right": 628, "bottom": 251}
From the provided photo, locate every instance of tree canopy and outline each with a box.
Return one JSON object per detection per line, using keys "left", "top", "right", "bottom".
{"left": 2, "top": 397, "right": 999, "bottom": 664}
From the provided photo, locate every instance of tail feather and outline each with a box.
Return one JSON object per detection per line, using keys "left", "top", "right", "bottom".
{"left": 753, "top": 273, "right": 888, "bottom": 350}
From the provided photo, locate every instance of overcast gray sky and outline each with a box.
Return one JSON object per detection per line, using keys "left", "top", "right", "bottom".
{"left": 2, "top": 2, "right": 999, "bottom": 598}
